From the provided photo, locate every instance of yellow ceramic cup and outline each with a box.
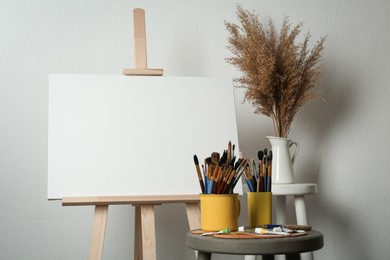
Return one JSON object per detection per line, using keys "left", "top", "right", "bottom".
{"left": 200, "top": 194, "right": 240, "bottom": 231}
{"left": 247, "top": 192, "right": 272, "bottom": 228}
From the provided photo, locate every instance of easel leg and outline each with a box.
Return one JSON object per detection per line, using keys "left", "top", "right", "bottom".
{"left": 185, "top": 203, "right": 201, "bottom": 259}
{"left": 185, "top": 202, "right": 201, "bottom": 230}
{"left": 89, "top": 205, "right": 108, "bottom": 260}
{"left": 134, "top": 206, "right": 143, "bottom": 260}
{"left": 134, "top": 204, "right": 157, "bottom": 260}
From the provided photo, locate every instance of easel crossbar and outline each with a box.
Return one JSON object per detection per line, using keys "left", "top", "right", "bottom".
{"left": 62, "top": 194, "right": 200, "bottom": 206}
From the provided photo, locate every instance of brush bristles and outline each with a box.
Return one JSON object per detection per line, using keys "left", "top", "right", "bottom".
{"left": 193, "top": 154, "right": 199, "bottom": 165}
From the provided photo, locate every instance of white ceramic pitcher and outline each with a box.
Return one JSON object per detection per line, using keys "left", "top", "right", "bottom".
{"left": 266, "top": 136, "right": 299, "bottom": 184}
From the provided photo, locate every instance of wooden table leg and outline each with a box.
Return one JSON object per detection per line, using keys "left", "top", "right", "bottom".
{"left": 89, "top": 205, "right": 108, "bottom": 260}
{"left": 294, "top": 195, "right": 308, "bottom": 224}
{"left": 275, "top": 196, "right": 287, "bottom": 224}
{"left": 197, "top": 251, "right": 211, "bottom": 260}
{"left": 294, "top": 195, "right": 313, "bottom": 260}
{"left": 285, "top": 253, "right": 300, "bottom": 260}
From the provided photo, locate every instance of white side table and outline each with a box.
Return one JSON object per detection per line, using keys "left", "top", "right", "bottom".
{"left": 245, "top": 183, "right": 317, "bottom": 260}
{"left": 273, "top": 183, "right": 317, "bottom": 260}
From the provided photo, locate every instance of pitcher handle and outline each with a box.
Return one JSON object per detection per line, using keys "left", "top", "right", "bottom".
{"left": 289, "top": 141, "right": 299, "bottom": 164}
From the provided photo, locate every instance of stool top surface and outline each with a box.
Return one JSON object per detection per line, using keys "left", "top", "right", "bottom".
{"left": 271, "top": 183, "right": 317, "bottom": 195}
{"left": 186, "top": 230, "right": 323, "bottom": 255}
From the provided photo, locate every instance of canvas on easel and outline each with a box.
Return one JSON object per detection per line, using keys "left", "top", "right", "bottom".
{"left": 48, "top": 74, "right": 240, "bottom": 199}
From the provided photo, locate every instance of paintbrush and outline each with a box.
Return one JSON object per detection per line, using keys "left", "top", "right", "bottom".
{"left": 268, "top": 150, "right": 273, "bottom": 175}
{"left": 222, "top": 160, "right": 240, "bottom": 194}
{"left": 231, "top": 159, "right": 248, "bottom": 191}
{"left": 222, "top": 168, "right": 236, "bottom": 194}
{"left": 230, "top": 155, "right": 236, "bottom": 167}
{"left": 209, "top": 162, "right": 218, "bottom": 194}
{"left": 217, "top": 165, "right": 232, "bottom": 194}
{"left": 244, "top": 167, "right": 255, "bottom": 192}
{"left": 232, "top": 144, "right": 235, "bottom": 159}
{"left": 212, "top": 162, "right": 223, "bottom": 194}
{"left": 211, "top": 152, "right": 220, "bottom": 164}
{"left": 263, "top": 156, "right": 268, "bottom": 192}
{"left": 250, "top": 159, "right": 258, "bottom": 190}
{"left": 219, "top": 150, "right": 228, "bottom": 166}
{"left": 257, "top": 150, "right": 264, "bottom": 192}
{"left": 205, "top": 157, "right": 213, "bottom": 193}
{"left": 267, "top": 150, "right": 273, "bottom": 192}
{"left": 202, "top": 164, "right": 208, "bottom": 193}
{"left": 193, "top": 155, "right": 205, "bottom": 194}
{"left": 216, "top": 166, "right": 224, "bottom": 193}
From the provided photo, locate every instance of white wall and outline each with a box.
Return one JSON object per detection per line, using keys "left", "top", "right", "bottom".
{"left": 1, "top": 0, "right": 389, "bottom": 259}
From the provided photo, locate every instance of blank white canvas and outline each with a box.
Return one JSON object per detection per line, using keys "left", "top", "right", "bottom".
{"left": 48, "top": 74, "right": 241, "bottom": 199}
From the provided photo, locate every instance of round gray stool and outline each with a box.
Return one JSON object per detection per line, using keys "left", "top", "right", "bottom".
{"left": 186, "top": 230, "right": 324, "bottom": 260}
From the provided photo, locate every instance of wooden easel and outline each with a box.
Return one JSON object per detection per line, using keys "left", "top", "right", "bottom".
{"left": 63, "top": 195, "right": 200, "bottom": 260}
{"left": 62, "top": 9, "right": 201, "bottom": 260}
{"left": 123, "top": 8, "right": 163, "bottom": 76}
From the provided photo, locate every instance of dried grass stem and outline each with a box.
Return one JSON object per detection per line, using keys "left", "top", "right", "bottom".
{"left": 225, "top": 5, "right": 326, "bottom": 138}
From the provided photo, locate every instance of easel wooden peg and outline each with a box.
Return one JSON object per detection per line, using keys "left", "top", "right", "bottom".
{"left": 123, "top": 8, "right": 164, "bottom": 76}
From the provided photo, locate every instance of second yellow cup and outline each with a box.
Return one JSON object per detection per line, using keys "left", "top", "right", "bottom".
{"left": 247, "top": 192, "right": 272, "bottom": 228}
{"left": 200, "top": 194, "right": 240, "bottom": 231}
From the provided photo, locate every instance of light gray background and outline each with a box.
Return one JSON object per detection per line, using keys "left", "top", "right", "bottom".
{"left": 1, "top": 0, "right": 389, "bottom": 259}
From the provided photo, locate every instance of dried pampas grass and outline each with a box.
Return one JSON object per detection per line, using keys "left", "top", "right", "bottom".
{"left": 225, "top": 5, "right": 326, "bottom": 138}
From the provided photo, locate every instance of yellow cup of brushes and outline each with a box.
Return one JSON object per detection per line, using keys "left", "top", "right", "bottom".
{"left": 200, "top": 194, "right": 240, "bottom": 231}
{"left": 247, "top": 192, "right": 272, "bottom": 228}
